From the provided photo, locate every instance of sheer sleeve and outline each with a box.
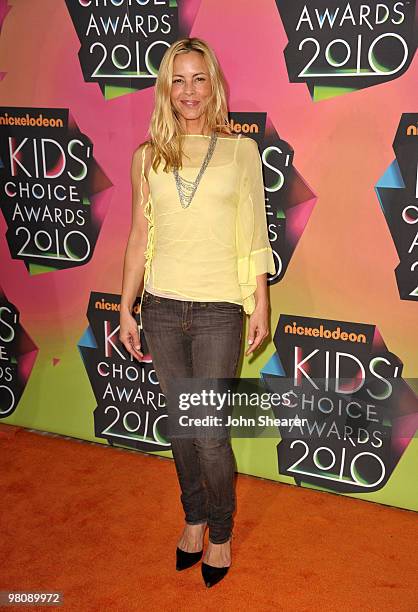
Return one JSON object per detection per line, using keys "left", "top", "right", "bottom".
{"left": 236, "top": 137, "right": 276, "bottom": 315}
{"left": 137, "top": 142, "right": 154, "bottom": 331}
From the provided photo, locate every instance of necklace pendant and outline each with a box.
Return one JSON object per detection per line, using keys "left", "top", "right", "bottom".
{"left": 173, "top": 131, "right": 218, "bottom": 209}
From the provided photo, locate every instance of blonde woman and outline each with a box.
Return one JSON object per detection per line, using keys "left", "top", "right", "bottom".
{"left": 119, "top": 37, "right": 275, "bottom": 588}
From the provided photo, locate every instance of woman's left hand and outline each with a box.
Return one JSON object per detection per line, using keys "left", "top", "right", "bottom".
{"left": 245, "top": 300, "right": 269, "bottom": 356}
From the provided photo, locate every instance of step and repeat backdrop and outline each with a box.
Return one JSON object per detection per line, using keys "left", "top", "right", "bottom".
{"left": 0, "top": 0, "right": 417, "bottom": 511}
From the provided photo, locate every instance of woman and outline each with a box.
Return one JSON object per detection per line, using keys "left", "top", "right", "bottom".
{"left": 119, "top": 37, "right": 275, "bottom": 588}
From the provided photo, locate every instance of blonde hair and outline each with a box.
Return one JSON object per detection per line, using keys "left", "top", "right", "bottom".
{"left": 146, "top": 37, "right": 233, "bottom": 173}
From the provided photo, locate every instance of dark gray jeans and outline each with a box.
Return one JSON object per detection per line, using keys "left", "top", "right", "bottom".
{"left": 141, "top": 290, "right": 243, "bottom": 544}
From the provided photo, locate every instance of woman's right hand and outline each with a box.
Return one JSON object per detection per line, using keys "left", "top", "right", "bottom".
{"left": 119, "top": 310, "right": 143, "bottom": 361}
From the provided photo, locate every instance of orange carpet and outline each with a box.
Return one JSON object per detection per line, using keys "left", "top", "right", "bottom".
{"left": 1, "top": 425, "right": 417, "bottom": 611}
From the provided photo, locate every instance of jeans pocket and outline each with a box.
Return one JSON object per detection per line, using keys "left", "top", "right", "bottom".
{"left": 208, "top": 301, "right": 243, "bottom": 314}
{"left": 141, "top": 291, "right": 158, "bottom": 310}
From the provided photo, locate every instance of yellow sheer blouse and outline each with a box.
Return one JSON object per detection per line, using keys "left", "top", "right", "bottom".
{"left": 137, "top": 134, "right": 275, "bottom": 329}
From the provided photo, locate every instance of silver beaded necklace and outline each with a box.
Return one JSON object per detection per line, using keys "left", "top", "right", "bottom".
{"left": 173, "top": 131, "right": 218, "bottom": 209}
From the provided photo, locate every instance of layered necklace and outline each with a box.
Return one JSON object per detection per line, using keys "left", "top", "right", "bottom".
{"left": 173, "top": 131, "right": 218, "bottom": 209}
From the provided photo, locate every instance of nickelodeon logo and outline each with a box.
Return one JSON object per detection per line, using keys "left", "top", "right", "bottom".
{"left": 95, "top": 298, "right": 141, "bottom": 315}
{"left": 0, "top": 112, "right": 64, "bottom": 128}
{"left": 229, "top": 119, "right": 260, "bottom": 135}
{"left": 284, "top": 322, "right": 367, "bottom": 343}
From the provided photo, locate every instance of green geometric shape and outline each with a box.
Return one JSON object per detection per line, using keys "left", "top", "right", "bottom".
{"left": 313, "top": 85, "right": 357, "bottom": 102}
{"left": 29, "top": 262, "right": 57, "bottom": 275}
{"left": 104, "top": 84, "right": 139, "bottom": 100}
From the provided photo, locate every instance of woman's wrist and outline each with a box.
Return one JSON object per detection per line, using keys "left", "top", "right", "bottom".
{"left": 254, "top": 273, "right": 269, "bottom": 310}
{"left": 120, "top": 302, "right": 133, "bottom": 316}
{"left": 254, "top": 295, "right": 269, "bottom": 310}
{"left": 254, "top": 302, "right": 268, "bottom": 314}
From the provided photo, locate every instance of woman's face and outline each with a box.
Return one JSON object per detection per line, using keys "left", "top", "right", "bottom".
{"left": 170, "top": 50, "right": 212, "bottom": 131}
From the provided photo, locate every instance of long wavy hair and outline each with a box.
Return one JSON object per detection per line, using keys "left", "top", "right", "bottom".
{"left": 147, "top": 37, "right": 233, "bottom": 173}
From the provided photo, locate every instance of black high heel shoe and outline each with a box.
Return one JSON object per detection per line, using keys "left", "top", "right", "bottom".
{"left": 201, "top": 536, "right": 232, "bottom": 587}
{"left": 176, "top": 547, "right": 203, "bottom": 571}
{"left": 201, "top": 561, "right": 229, "bottom": 587}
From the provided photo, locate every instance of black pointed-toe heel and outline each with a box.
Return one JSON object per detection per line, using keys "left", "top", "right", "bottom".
{"left": 201, "top": 562, "right": 230, "bottom": 587}
{"left": 176, "top": 547, "right": 203, "bottom": 571}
